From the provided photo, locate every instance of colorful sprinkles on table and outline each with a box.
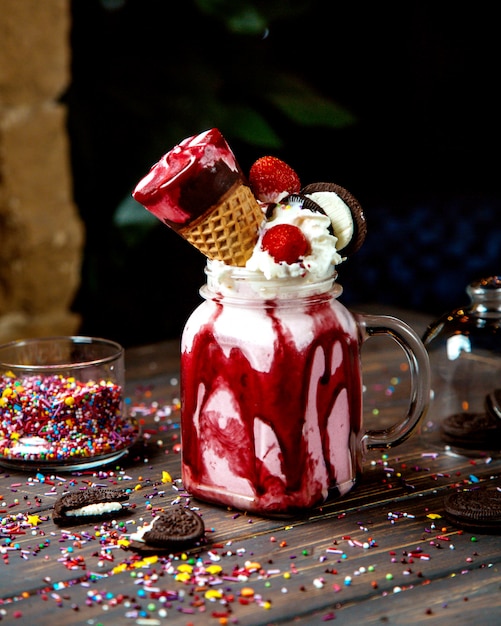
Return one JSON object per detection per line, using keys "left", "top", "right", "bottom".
{"left": 0, "top": 379, "right": 498, "bottom": 623}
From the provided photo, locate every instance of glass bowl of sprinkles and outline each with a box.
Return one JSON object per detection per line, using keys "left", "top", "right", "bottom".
{"left": 0, "top": 336, "right": 140, "bottom": 470}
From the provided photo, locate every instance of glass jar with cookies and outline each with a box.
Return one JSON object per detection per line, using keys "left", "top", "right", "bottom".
{"left": 421, "top": 276, "right": 501, "bottom": 457}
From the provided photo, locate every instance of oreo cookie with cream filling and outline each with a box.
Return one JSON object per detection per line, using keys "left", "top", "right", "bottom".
{"left": 53, "top": 488, "right": 129, "bottom": 525}
{"left": 301, "top": 182, "right": 367, "bottom": 256}
{"left": 444, "top": 486, "right": 501, "bottom": 532}
{"left": 278, "top": 193, "right": 335, "bottom": 236}
{"left": 127, "top": 505, "right": 205, "bottom": 553}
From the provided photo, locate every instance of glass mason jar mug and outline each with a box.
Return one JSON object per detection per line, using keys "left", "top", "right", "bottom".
{"left": 181, "top": 262, "right": 430, "bottom": 516}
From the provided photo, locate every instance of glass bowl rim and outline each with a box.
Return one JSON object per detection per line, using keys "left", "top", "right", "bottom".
{"left": 0, "top": 335, "right": 123, "bottom": 371}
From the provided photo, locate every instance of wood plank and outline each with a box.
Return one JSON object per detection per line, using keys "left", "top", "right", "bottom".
{"left": 2, "top": 310, "right": 501, "bottom": 624}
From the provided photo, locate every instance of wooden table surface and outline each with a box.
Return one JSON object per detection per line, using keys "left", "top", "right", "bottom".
{"left": 1, "top": 308, "right": 501, "bottom": 625}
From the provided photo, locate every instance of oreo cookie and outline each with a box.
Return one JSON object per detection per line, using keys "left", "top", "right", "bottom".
{"left": 440, "top": 410, "right": 501, "bottom": 450}
{"left": 127, "top": 505, "right": 205, "bottom": 553}
{"left": 301, "top": 182, "right": 367, "bottom": 256}
{"left": 53, "top": 488, "right": 129, "bottom": 525}
{"left": 277, "top": 193, "right": 335, "bottom": 235}
{"left": 282, "top": 193, "right": 326, "bottom": 215}
{"left": 444, "top": 486, "right": 501, "bottom": 532}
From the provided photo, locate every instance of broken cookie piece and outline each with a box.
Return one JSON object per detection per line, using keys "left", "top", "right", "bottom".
{"left": 127, "top": 505, "right": 205, "bottom": 553}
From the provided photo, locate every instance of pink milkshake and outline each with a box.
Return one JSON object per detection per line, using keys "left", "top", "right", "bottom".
{"left": 181, "top": 265, "right": 363, "bottom": 515}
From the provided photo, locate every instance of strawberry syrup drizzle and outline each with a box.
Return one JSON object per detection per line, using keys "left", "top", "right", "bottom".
{"left": 181, "top": 296, "right": 363, "bottom": 514}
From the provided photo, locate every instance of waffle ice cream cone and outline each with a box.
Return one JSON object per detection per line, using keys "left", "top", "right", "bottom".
{"left": 179, "top": 182, "right": 264, "bottom": 267}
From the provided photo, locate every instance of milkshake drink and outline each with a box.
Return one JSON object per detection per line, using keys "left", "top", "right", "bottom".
{"left": 181, "top": 264, "right": 363, "bottom": 514}
{"left": 133, "top": 129, "right": 430, "bottom": 516}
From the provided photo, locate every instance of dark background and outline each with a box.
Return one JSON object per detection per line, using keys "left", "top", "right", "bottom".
{"left": 66, "top": 0, "right": 501, "bottom": 347}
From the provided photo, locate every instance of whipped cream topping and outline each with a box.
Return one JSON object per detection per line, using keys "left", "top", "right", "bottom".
{"left": 245, "top": 199, "right": 342, "bottom": 280}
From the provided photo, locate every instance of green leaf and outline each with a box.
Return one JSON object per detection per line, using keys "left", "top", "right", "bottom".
{"left": 194, "top": 0, "right": 312, "bottom": 28}
{"left": 227, "top": 8, "right": 267, "bottom": 35}
{"left": 266, "top": 75, "right": 356, "bottom": 128}
{"left": 223, "top": 105, "right": 283, "bottom": 148}
{"left": 194, "top": 0, "right": 268, "bottom": 35}
{"left": 270, "top": 91, "right": 356, "bottom": 128}
{"left": 113, "top": 195, "right": 159, "bottom": 248}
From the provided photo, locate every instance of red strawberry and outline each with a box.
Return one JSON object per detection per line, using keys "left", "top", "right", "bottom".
{"left": 261, "top": 224, "right": 310, "bottom": 264}
{"left": 249, "top": 156, "right": 301, "bottom": 203}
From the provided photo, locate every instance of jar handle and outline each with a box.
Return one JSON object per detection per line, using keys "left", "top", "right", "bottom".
{"left": 356, "top": 314, "right": 430, "bottom": 450}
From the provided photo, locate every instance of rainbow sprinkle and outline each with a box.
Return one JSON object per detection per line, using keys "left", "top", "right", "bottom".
{"left": 0, "top": 373, "right": 137, "bottom": 464}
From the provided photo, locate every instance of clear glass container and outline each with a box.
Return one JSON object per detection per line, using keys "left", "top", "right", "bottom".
{"left": 180, "top": 261, "right": 430, "bottom": 516}
{"left": 421, "top": 277, "right": 501, "bottom": 457}
{"left": 0, "top": 336, "right": 140, "bottom": 470}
